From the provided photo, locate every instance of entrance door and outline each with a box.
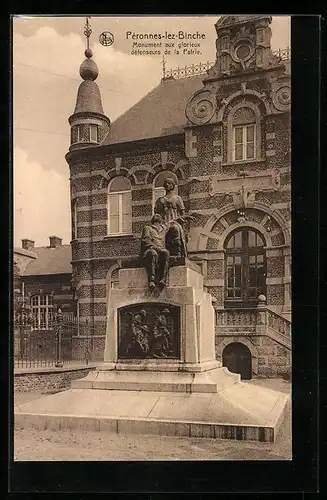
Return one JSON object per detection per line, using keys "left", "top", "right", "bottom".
{"left": 224, "top": 228, "right": 266, "bottom": 308}
{"left": 222, "top": 342, "right": 252, "bottom": 380}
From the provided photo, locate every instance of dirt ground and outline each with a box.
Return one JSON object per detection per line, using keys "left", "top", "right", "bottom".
{"left": 14, "top": 379, "right": 292, "bottom": 461}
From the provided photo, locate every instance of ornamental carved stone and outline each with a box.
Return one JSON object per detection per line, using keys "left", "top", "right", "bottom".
{"left": 185, "top": 89, "right": 216, "bottom": 125}
{"left": 270, "top": 76, "right": 291, "bottom": 113}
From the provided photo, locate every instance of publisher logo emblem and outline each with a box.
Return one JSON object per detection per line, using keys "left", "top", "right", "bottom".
{"left": 99, "top": 31, "right": 114, "bottom": 47}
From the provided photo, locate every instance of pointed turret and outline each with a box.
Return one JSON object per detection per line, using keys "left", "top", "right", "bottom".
{"left": 68, "top": 19, "right": 110, "bottom": 150}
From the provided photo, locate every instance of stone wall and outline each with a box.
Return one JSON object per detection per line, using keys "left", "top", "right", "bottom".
{"left": 215, "top": 334, "right": 291, "bottom": 379}
{"left": 14, "top": 366, "right": 96, "bottom": 393}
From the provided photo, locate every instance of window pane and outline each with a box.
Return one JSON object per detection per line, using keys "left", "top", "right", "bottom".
{"left": 227, "top": 289, "right": 233, "bottom": 298}
{"left": 40, "top": 310, "right": 46, "bottom": 328}
{"left": 249, "top": 255, "right": 255, "bottom": 264}
{"left": 246, "top": 125, "right": 255, "bottom": 142}
{"left": 109, "top": 215, "right": 119, "bottom": 234}
{"left": 246, "top": 143, "right": 255, "bottom": 159}
{"left": 249, "top": 266, "right": 257, "bottom": 287}
{"left": 227, "top": 256, "right": 233, "bottom": 265}
{"left": 90, "top": 125, "right": 98, "bottom": 142}
{"left": 234, "top": 288, "right": 242, "bottom": 298}
{"left": 234, "top": 231, "right": 242, "bottom": 248}
{"left": 77, "top": 125, "right": 84, "bottom": 141}
{"left": 248, "top": 231, "right": 256, "bottom": 247}
{"left": 234, "top": 127, "right": 243, "bottom": 143}
{"left": 235, "top": 144, "right": 243, "bottom": 160}
{"left": 109, "top": 194, "right": 119, "bottom": 214}
{"left": 122, "top": 214, "right": 132, "bottom": 234}
{"left": 256, "top": 234, "right": 264, "bottom": 247}
{"left": 235, "top": 265, "right": 241, "bottom": 287}
{"left": 109, "top": 176, "right": 131, "bottom": 193}
{"left": 227, "top": 235, "right": 235, "bottom": 249}
{"left": 234, "top": 256, "right": 241, "bottom": 265}
{"left": 257, "top": 254, "right": 264, "bottom": 263}
{"left": 121, "top": 192, "right": 132, "bottom": 214}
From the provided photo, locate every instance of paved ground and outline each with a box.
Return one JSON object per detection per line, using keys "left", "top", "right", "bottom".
{"left": 14, "top": 379, "right": 291, "bottom": 461}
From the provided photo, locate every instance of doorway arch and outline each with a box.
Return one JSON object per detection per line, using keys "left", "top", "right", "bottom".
{"left": 222, "top": 342, "right": 252, "bottom": 380}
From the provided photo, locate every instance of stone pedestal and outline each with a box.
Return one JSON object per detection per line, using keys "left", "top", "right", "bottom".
{"left": 74, "top": 260, "right": 240, "bottom": 393}
{"left": 60, "top": 260, "right": 290, "bottom": 443}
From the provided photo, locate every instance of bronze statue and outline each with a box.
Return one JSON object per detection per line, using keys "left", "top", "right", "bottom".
{"left": 140, "top": 214, "right": 170, "bottom": 290}
{"left": 154, "top": 178, "right": 193, "bottom": 257}
{"left": 140, "top": 179, "right": 194, "bottom": 291}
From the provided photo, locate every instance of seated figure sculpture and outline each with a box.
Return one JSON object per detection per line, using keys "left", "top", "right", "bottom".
{"left": 140, "top": 214, "right": 170, "bottom": 291}
{"left": 154, "top": 178, "right": 191, "bottom": 258}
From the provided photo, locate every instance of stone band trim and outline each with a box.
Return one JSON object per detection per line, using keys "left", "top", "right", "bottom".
{"left": 77, "top": 220, "right": 107, "bottom": 228}
{"left": 78, "top": 315, "right": 107, "bottom": 322}
{"left": 78, "top": 298, "right": 107, "bottom": 304}
{"left": 266, "top": 277, "right": 291, "bottom": 285}
{"left": 76, "top": 279, "right": 107, "bottom": 290}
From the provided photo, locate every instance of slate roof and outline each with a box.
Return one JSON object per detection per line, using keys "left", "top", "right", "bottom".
{"left": 102, "top": 75, "right": 204, "bottom": 145}
{"left": 22, "top": 245, "right": 72, "bottom": 276}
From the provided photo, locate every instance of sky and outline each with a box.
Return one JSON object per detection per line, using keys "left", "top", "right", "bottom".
{"left": 13, "top": 15, "right": 290, "bottom": 247}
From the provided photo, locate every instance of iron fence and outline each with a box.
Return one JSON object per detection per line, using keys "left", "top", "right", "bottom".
{"left": 13, "top": 317, "right": 100, "bottom": 369}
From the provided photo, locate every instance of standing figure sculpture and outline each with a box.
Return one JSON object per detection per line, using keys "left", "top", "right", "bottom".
{"left": 154, "top": 178, "right": 187, "bottom": 258}
{"left": 140, "top": 214, "right": 170, "bottom": 290}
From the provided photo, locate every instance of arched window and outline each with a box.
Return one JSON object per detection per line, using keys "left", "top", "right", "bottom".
{"left": 224, "top": 228, "right": 266, "bottom": 307}
{"left": 227, "top": 103, "right": 261, "bottom": 164}
{"left": 152, "top": 171, "right": 178, "bottom": 211}
{"left": 107, "top": 176, "right": 132, "bottom": 235}
{"left": 232, "top": 107, "right": 256, "bottom": 161}
{"left": 31, "top": 294, "right": 54, "bottom": 330}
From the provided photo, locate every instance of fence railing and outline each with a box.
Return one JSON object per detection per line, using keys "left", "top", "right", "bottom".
{"left": 164, "top": 48, "right": 291, "bottom": 79}
{"left": 13, "top": 318, "right": 101, "bottom": 369}
{"left": 215, "top": 306, "right": 291, "bottom": 349}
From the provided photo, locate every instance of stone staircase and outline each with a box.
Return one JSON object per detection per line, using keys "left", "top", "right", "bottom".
{"left": 215, "top": 306, "right": 291, "bottom": 350}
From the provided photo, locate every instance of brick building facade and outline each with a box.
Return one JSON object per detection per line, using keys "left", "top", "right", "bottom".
{"left": 66, "top": 15, "right": 291, "bottom": 377}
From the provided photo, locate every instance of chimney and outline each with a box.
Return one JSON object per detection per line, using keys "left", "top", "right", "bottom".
{"left": 49, "top": 236, "right": 62, "bottom": 248}
{"left": 21, "top": 239, "right": 35, "bottom": 251}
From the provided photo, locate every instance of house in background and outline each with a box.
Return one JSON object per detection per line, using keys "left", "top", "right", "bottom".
{"left": 14, "top": 236, "right": 75, "bottom": 330}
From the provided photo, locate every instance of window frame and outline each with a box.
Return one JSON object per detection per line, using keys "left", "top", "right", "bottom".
{"left": 226, "top": 102, "right": 262, "bottom": 164}
{"left": 224, "top": 228, "right": 266, "bottom": 307}
{"left": 89, "top": 124, "right": 99, "bottom": 143}
{"left": 232, "top": 123, "right": 256, "bottom": 162}
{"left": 31, "top": 294, "right": 54, "bottom": 330}
{"left": 107, "top": 177, "right": 132, "bottom": 236}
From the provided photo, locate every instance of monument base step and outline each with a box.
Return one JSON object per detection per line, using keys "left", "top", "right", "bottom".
{"left": 71, "top": 365, "right": 240, "bottom": 393}
{"left": 15, "top": 383, "right": 290, "bottom": 443}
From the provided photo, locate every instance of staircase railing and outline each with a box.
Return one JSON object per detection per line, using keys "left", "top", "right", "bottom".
{"left": 215, "top": 306, "right": 291, "bottom": 350}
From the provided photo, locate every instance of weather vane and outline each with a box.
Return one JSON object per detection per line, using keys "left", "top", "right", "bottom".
{"left": 84, "top": 16, "right": 92, "bottom": 51}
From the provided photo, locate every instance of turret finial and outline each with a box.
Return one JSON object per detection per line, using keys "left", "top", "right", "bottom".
{"left": 80, "top": 16, "right": 98, "bottom": 81}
